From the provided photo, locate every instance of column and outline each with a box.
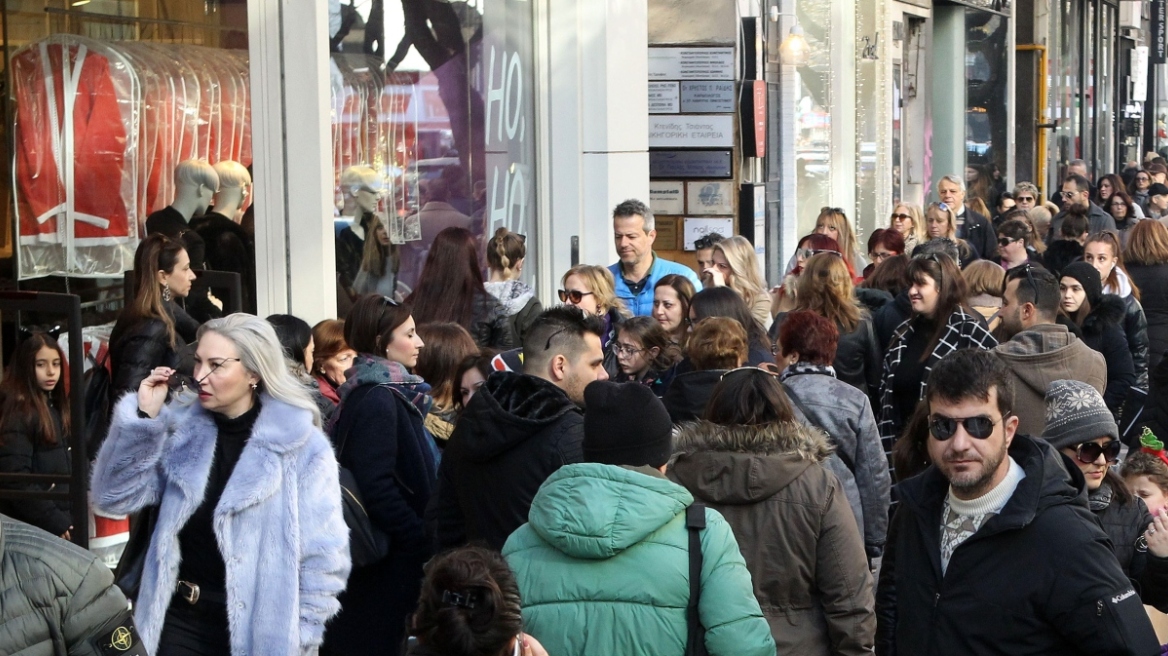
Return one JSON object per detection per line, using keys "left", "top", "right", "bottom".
{"left": 931, "top": 5, "right": 967, "bottom": 196}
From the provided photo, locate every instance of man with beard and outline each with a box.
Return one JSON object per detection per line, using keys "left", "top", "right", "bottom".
{"left": 875, "top": 349, "right": 1158, "bottom": 655}
{"left": 992, "top": 264, "right": 1105, "bottom": 436}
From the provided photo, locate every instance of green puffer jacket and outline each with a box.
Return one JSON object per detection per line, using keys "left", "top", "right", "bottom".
{"left": 0, "top": 514, "right": 144, "bottom": 655}
{"left": 503, "top": 463, "right": 776, "bottom": 656}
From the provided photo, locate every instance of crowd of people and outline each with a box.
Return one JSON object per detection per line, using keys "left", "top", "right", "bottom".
{"left": 8, "top": 163, "right": 1168, "bottom": 654}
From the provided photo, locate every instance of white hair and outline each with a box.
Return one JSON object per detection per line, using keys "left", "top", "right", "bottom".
{"left": 213, "top": 161, "right": 252, "bottom": 189}
{"left": 196, "top": 313, "right": 323, "bottom": 427}
{"left": 175, "top": 159, "right": 220, "bottom": 191}
{"left": 340, "top": 165, "right": 381, "bottom": 195}
{"left": 938, "top": 174, "right": 965, "bottom": 193}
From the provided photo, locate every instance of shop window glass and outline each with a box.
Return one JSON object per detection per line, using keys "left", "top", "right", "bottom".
{"left": 793, "top": 1, "right": 832, "bottom": 238}
{"left": 964, "top": 8, "right": 1009, "bottom": 206}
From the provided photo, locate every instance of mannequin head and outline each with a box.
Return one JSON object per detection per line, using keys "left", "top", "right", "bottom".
{"left": 173, "top": 160, "right": 220, "bottom": 219}
{"left": 212, "top": 161, "right": 252, "bottom": 222}
{"left": 340, "top": 166, "right": 383, "bottom": 215}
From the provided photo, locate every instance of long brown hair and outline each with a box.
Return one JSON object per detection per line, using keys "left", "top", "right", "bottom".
{"left": 1085, "top": 231, "right": 1141, "bottom": 302}
{"left": 415, "top": 323, "right": 479, "bottom": 405}
{"left": 654, "top": 274, "right": 696, "bottom": 345}
{"left": 1125, "top": 219, "right": 1168, "bottom": 266}
{"left": 359, "top": 219, "right": 397, "bottom": 277}
{"left": 906, "top": 253, "right": 969, "bottom": 360}
{"left": 123, "top": 233, "right": 186, "bottom": 348}
{"left": 794, "top": 253, "right": 864, "bottom": 333}
{"left": 408, "top": 227, "right": 488, "bottom": 329}
{"left": 0, "top": 333, "right": 70, "bottom": 446}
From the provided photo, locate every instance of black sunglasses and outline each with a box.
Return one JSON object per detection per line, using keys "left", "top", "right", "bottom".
{"left": 1016, "top": 195, "right": 1035, "bottom": 202}
{"left": 1071, "top": 440, "right": 1122, "bottom": 465}
{"left": 1004, "top": 262, "right": 1041, "bottom": 300}
{"left": 929, "top": 414, "right": 1004, "bottom": 440}
{"left": 998, "top": 237, "right": 1020, "bottom": 247}
{"left": 558, "top": 289, "right": 594, "bottom": 304}
{"left": 891, "top": 212, "right": 913, "bottom": 221}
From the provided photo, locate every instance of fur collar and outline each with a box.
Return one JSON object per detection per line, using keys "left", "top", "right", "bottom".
{"left": 672, "top": 420, "right": 833, "bottom": 462}
{"left": 1080, "top": 294, "right": 1126, "bottom": 336}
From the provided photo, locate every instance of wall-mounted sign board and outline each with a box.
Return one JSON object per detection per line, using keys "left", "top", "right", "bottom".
{"left": 648, "top": 115, "right": 734, "bottom": 148}
{"left": 648, "top": 47, "right": 735, "bottom": 80}
{"left": 649, "top": 181, "right": 685, "bottom": 214}
{"left": 655, "top": 216, "right": 680, "bottom": 250}
{"left": 649, "top": 82, "right": 681, "bottom": 114}
{"left": 649, "top": 150, "right": 733, "bottom": 179}
{"left": 683, "top": 217, "right": 735, "bottom": 251}
{"left": 680, "top": 81, "right": 736, "bottom": 113}
{"left": 686, "top": 180, "right": 735, "bottom": 215}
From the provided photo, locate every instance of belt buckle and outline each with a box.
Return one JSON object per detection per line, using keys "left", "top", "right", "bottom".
{"left": 179, "top": 580, "right": 200, "bottom": 605}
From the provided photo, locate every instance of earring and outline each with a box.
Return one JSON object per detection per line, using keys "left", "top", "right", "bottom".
{"left": 250, "top": 382, "right": 258, "bottom": 391}
{"left": 162, "top": 283, "right": 172, "bottom": 302}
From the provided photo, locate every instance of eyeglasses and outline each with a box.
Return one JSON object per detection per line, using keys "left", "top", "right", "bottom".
{"left": 871, "top": 250, "right": 896, "bottom": 261}
{"left": 797, "top": 248, "right": 843, "bottom": 259}
{"left": 719, "top": 363, "right": 783, "bottom": 381}
{"left": 558, "top": 289, "right": 595, "bottom": 304}
{"left": 929, "top": 414, "right": 1004, "bottom": 440}
{"left": 189, "top": 358, "right": 242, "bottom": 387}
{"left": 891, "top": 213, "right": 913, "bottom": 221}
{"left": 1070, "top": 440, "right": 1122, "bottom": 465}
{"left": 611, "top": 342, "right": 645, "bottom": 356}
{"left": 1138, "top": 176, "right": 1151, "bottom": 182}
{"left": 998, "top": 237, "right": 1021, "bottom": 247}
{"left": 1059, "top": 191, "right": 1080, "bottom": 199}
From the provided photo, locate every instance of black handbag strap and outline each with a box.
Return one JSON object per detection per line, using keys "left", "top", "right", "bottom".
{"left": 685, "top": 503, "right": 708, "bottom": 656}
{"left": 783, "top": 383, "right": 856, "bottom": 474}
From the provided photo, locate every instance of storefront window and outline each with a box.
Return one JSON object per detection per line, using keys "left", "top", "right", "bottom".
{"left": 964, "top": 9, "right": 1009, "bottom": 191}
{"left": 793, "top": 1, "right": 832, "bottom": 238}
{"left": 330, "top": 0, "right": 536, "bottom": 306}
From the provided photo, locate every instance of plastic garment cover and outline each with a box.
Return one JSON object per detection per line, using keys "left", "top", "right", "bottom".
{"left": 12, "top": 36, "right": 251, "bottom": 280}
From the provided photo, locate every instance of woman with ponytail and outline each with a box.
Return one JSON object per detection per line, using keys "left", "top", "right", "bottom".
{"left": 485, "top": 228, "right": 542, "bottom": 343}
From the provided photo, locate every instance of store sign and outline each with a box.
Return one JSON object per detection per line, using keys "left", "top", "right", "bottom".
{"left": 648, "top": 47, "right": 735, "bottom": 80}
{"left": 649, "top": 181, "right": 685, "bottom": 214}
{"left": 1134, "top": 47, "right": 1150, "bottom": 102}
{"left": 680, "top": 81, "right": 735, "bottom": 113}
{"left": 649, "top": 82, "right": 681, "bottom": 114}
{"left": 752, "top": 80, "right": 766, "bottom": 158}
{"left": 683, "top": 217, "right": 735, "bottom": 251}
{"left": 650, "top": 151, "right": 733, "bottom": 179}
{"left": 1155, "top": 0, "right": 1167, "bottom": 64}
{"left": 686, "top": 181, "right": 734, "bottom": 214}
{"left": 649, "top": 115, "right": 734, "bottom": 148}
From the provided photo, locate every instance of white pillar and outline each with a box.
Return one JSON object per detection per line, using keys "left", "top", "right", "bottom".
{"left": 248, "top": 0, "right": 336, "bottom": 323}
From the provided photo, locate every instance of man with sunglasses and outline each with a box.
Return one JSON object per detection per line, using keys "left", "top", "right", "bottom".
{"left": 876, "top": 349, "right": 1158, "bottom": 655}
{"left": 607, "top": 199, "right": 702, "bottom": 316}
{"left": 993, "top": 264, "right": 1106, "bottom": 436}
{"left": 1012, "top": 181, "right": 1039, "bottom": 212}
{"left": 1050, "top": 173, "right": 1116, "bottom": 243}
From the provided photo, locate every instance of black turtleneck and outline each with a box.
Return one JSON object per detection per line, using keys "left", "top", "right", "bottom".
{"left": 176, "top": 400, "right": 262, "bottom": 592}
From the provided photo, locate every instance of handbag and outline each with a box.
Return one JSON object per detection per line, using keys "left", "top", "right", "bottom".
{"left": 334, "top": 420, "right": 389, "bottom": 570}
{"left": 113, "top": 505, "right": 158, "bottom": 602}
{"left": 685, "top": 502, "right": 709, "bottom": 656}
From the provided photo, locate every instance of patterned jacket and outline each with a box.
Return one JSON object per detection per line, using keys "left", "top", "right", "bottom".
{"left": 877, "top": 307, "right": 996, "bottom": 478}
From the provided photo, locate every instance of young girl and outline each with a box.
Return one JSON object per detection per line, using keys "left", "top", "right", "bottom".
{"left": 1123, "top": 428, "right": 1168, "bottom": 516}
{"left": 612, "top": 316, "right": 680, "bottom": 397}
{"left": 0, "top": 333, "right": 73, "bottom": 538}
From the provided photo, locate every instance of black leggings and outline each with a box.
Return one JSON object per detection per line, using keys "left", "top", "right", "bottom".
{"left": 155, "top": 599, "right": 231, "bottom": 656}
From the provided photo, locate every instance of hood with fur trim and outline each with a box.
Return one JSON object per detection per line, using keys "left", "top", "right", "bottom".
{"left": 670, "top": 420, "right": 835, "bottom": 505}
{"left": 1080, "top": 293, "right": 1126, "bottom": 338}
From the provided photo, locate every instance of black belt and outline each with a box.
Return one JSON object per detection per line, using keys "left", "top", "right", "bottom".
{"left": 175, "top": 580, "right": 227, "bottom": 606}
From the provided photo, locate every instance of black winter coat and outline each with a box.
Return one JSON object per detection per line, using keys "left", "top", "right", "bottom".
{"left": 189, "top": 211, "right": 257, "bottom": 314}
{"left": 108, "top": 302, "right": 199, "bottom": 402}
{"left": 1078, "top": 295, "right": 1136, "bottom": 416}
{"left": 1121, "top": 294, "right": 1151, "bottom": 391}
{"left": 467, "top": 291, "right": 517, "bottom": 350}
{"left": 1089, "top": 482, "right": 1168, "bottom": 611}
{"left": 662, "top": 369, "right": 726, "bottom": 424}
{"left": 0, "top": 403, "right": 71, "bottom": 536}
{"left": 958, "top": 208, "right": 997, "bottom": 261}
{"left": 772, "top": 313, "right": 881, "bottom": 402}
{"left": 1127, "top": 262, "right": 1168, "bottom": 371}
{"left": 873, "top": 292, "right": 912, "bottom": 351}
{"left": 1043, "top": 239, "right": 1084, "bottom": 277}
{"left": 428, "top": 372, "right": 583, "bottom": 551}
{"left": 875, "top": 435, "right": 1159, "bottom": 656}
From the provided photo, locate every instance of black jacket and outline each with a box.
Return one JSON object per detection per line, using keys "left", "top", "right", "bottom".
{"left": 1079, "top": 295, "right": 1136, "bottom": 416}
{"left": 1122, "top": 295, "right": 1151, "bottom": 391}
{"left": 189, "top": 211, "right": 257, "bottom": 314}
{"left": 876, "top": 435, "right": 1159, "bottom": 656}
{"left": 145, "top": 206, "right": 206, "bottom": 268}
{"left": 428, "top": 372, "right": 583, "bottom": 551}
{"left": 958, "top": 207, "right": 996, "bottom": 261}
{"left": 1043, "top": 239, "right": 1084, "bottom": 277}
{"left": 1127, "top": 262, "right": 1168, "bottom": 371}
{"left": 662, "top": 369, "right": 726, "bottom": 424}
{"left": 873, "top": 292, "right": 912, "bottom": 351}
{"left": 468, "top": 291, "right": 517, "bottom": 350}
{"left": 1088, "top": 482, "right": 1168, "bottom": 611}
{"left": 772, "top": 313, "right": 881, "bottom": 402}
{"left": 0, "top": 403, "right": 71, "bottom": 536}
{"left": 108, "top": 302, "right": 199, "bottom": 401}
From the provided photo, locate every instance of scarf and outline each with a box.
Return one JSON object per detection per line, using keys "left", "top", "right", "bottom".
{"left": 781, "top": 361, "right": 837, "bottom": 381}
{"left": 325, "top": 354, "right": 433, "bottom": 435}
{"left": 1088, "top": 481, "right": 1113, "bottom": 513}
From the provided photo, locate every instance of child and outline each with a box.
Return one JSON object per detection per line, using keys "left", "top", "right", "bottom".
{"left": 612, "top": 316, "right": 680, "bottom": 397}
{"left": 1123, "top": 428, "right": 1168, "bottom": 516}
{"left": 0, "top": 332, "right": 73, "bottom": 538}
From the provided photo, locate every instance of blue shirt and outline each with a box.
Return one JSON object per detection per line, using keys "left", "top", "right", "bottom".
{"left": 608, "top": 254, "right": 702, "bottom": 316}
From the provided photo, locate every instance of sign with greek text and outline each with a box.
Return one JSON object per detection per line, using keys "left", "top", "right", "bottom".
{"left": 650, "top": 151, "right": 733, "bottom": 179}
{"left": 649, "top": 82, "right": 681, "bottom": 114}
{"left": 680, "top": 81, "right": 735, "bottom": 113}
{"left": 649, "top": 47, "right": 735, "bottom": 80}
{"left": 649, "top": 115, "right": 735, "bottom": 148}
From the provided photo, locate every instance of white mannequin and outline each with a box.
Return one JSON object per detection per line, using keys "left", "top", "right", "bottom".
{"left": 171, "top": 160, "right": 220, "bottom": 221}
{"left": 211, "top": 161, "right": 251, "bottom": 222}
{"left": 339, "top": 165, "right": 382, "bottom": 239}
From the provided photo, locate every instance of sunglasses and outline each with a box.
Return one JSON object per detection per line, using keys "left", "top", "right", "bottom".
{"left": 558, "top": 289, "right": 594, "bottom": 304}
{"left": 797, "top": 248, "right": 843, "bottom": 259}
{"left": 998, "top": 237, "right": 1020, "bottom": 247}
{"left": 1070, "top": 440, "right": 1122, "bottom": 465}
{"left": 929, "top": 414, "right": 1004, "bottom": 440}
{"left": 1059, "top": 191, "right": 1080, "bottom": 199}
{"left": 891, "top": 213, "right": 913, "bottom": 221}
{"left": 1005, "top": 262, "right": 1041, "bottom": 299}
{"left": 1016, "top": 195, "right": 1035, "bottom": 202}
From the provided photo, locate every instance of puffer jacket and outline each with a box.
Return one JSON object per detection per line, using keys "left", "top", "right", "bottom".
{"left": 503, "top": 463, "right": 775, "bottom": 656}
{"left": 108, "top": 301, "right": 199, "bottom": 400}
{"left": 469, "top": 290, "right": 517, "bottom": 350}
{"left": 1121, "top": 294, "right": 1151, "bottom": 390}
{"left": 1088, "top": 481, "right": 1168, "bottom": 611}
{"left": 0, "top": 514, "right": 142, "bottom": 656}
{"left": 1079, "top": 294, "right": 1136, "bottom": 415}
{"left": 782, "top": 365, "right": 890, "bottom": 558}
{"left": 671, "top": 421, "right": 875, "bottom": 656}
{"left": 0, "top": 403, "right": 71, "bottom": 536}
{"left": 993, "top": 324, "right": 1106, "bottom": 437}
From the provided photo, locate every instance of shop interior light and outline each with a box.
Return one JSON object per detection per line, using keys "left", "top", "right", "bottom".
{"left": 71, "top": 0, "right": 91, "bottom": 5}
{"left": 779, "top": 24, "right": 810, "bottom": 66}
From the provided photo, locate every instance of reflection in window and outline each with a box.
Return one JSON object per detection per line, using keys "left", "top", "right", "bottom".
{"left": 793, "top": 1, "right": 832, "bottom": 238}
{"left": 965, "top": 9, "right": 1009, "bottom": 209}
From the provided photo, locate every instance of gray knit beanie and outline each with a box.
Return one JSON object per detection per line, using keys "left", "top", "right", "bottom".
{"left": 1043, "top": 379, "right": 1118, "bottom": 450}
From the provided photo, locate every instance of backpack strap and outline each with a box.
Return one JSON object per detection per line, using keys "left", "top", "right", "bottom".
{"left": 685, "top": 503, "right": 709, "bottom": 656}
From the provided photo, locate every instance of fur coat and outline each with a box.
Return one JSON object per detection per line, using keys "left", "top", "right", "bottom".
{"left": 91, "top": 393, "right": 351, "bottom": 656}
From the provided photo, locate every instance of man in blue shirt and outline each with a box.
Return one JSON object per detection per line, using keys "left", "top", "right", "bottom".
{"left": 607, "top": 199, "right": 702, "bottom": 316}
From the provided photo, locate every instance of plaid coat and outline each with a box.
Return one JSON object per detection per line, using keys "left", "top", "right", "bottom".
{"left": 877, "top": 306, "right": 996, "bottom": 477}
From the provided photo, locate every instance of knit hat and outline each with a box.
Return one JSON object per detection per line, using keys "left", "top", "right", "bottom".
{"left": 1043, "top": 379, "right": 1118, "bottom": 450}
{"left": 1059, "top": 261, "right": 1103, "bottom": 307}
{"left": 1150, "top": 183, "right": 1168, "bottom": 198}
{"left": 583, "top": 381, "right": 673, "bottom": 468}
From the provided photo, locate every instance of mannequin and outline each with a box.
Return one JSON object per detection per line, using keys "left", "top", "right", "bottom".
{"left": 336, "top": 166, "right": 384, "bottom": 303}
{"left": 145, "top": 160, "right": 220, "bottom": 269}
{"left": 189, "top": 161, "right": 257, "bottom": 313}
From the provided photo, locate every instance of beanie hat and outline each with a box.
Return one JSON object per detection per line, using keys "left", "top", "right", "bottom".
{"left": 583, "top": 381, "right": 673, "bottom": 468}
{"left": 1059, "top": 261, "right": 1103, "bottom": 308}
{"left": 1150, "top": 183, "right": 1168, "bottom": 198}
{"left": 1043, "top": 379, "right": 1118, "bottom": 450}
{"left": 489, "top": 348, "right": 525, "bottom": 374}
